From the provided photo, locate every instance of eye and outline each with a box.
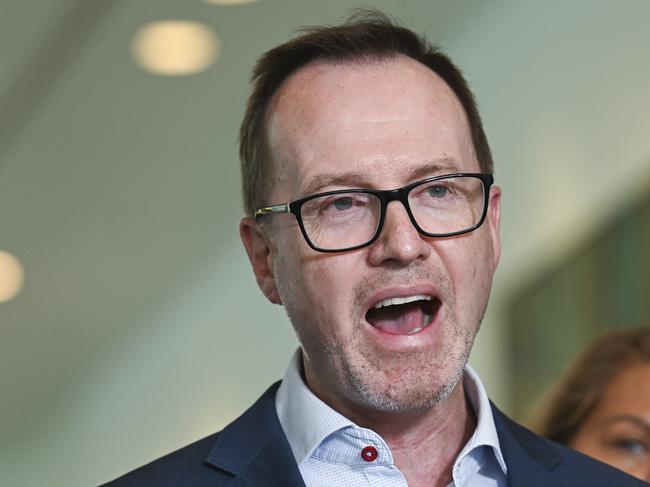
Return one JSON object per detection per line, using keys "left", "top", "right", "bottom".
{"left": 610, "top": 438, "right": 648, "bottom": 455}
{"left": 427, "top": 184, "right": 448, "bottom": 198}
{"left": 331, "top": 197, "right": 353, "bottom": 211}
{"left": 302, "top": 192, "right": 374, "bottom": 221}
{"left": 316, "top": 194, "right": 367, "bottom": 216}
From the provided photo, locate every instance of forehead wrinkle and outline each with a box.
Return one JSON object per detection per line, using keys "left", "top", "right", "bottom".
{"left": 265, "top": 57, "right": 479, "bottom": 201}
{"left": 300, "top": 172, "right": 367, "bottom": 196}
{"left": 269, "top": 56, "right": 464, "bottom": 142}
{"left": 405, "top": 159, "right": 464, "bottom": 179}
{"left": 300, "top": 158, "right": 464, "bottom": 196}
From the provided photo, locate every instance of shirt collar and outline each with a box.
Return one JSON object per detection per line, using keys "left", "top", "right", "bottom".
{"left": 459, "top": 364, "right": 508, "bottom": 475}
{"left": 275, "top": 349, "right": 354, "bottom": 465}
{"left": 276, "top": 349, "right": 507, "bottom": 475}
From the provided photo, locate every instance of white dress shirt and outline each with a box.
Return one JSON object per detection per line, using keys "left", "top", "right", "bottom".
{"left": 276, "top": 350, "right": 507, "bottom": 487}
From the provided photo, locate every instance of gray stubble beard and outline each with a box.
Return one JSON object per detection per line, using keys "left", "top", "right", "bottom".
{"left": 332, "top": 266, "right": 481, "bottom": 414}
{"left": 283, "top": 259, "right": 486, "bottom": 415}
{"left": 333, "top": 309, "right": 476, "bottom": 413}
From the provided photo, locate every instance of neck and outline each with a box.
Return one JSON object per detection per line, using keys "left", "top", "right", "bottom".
{"left": 392, "top": 384, "right": 476, "bottom": 487}
{"left": 306, "top": 371, "right": 476, "bottom": 487}
{"left": 356, "top": 382, "right": 476, "bottom": 487}
{"left": 300, "top": 358, "right": 477, "bottom": 487}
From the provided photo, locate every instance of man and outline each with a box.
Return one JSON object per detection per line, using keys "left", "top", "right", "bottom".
{"left": 103, "top": 11, "right": 646, "bottom": 487}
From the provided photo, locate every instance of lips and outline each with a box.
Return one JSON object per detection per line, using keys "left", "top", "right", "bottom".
{"left": 365, "top": 293, "right": 440, "bottom": 336}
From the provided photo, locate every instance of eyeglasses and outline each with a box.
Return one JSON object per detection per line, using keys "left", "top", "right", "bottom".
{"left": 255, "top": 173, "right": 494, "bottom": 253}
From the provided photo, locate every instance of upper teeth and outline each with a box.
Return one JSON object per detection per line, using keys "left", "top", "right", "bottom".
{"left": 373, "top": 295, "right": 431, "bottom": 309}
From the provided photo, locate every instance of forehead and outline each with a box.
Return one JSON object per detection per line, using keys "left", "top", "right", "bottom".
{"left": 600, "top": 363, "right": 650, "bottom": 412}
{"left": 266, "top": 55, "right": 477, "bottom": 197}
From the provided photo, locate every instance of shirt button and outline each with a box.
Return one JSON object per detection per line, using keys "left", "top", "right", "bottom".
{"left": 361, "top": 446, "right": 378, "bottom": 462}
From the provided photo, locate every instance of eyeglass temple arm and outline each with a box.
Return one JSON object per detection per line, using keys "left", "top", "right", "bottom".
{"left": 255, "top": 203, "right": 290, "bottom": 218}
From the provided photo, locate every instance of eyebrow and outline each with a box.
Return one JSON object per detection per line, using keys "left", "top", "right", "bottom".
{"left": 604, "top": 415, "right": 650, "bottom": 434}
{"left": 300, "top": 158, "right": 464, "bottom": 196}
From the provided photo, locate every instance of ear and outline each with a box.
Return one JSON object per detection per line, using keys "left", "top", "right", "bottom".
{"left": 487, "top": 185, "right": 502, "bottom": 270}
{"left": 240, "top": 218, "right": 283, "bottom": 305}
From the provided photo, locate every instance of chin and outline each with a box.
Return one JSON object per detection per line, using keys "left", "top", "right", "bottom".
{"left": 356, "top": 380, "right": 459, "bottom": 413}
{"left": 341, "top": 352, "right": 467, "bottom": 413}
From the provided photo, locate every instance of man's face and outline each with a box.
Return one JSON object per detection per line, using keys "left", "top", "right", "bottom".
{"left": 241, "top": 55, "right": 501, "bottom": 416}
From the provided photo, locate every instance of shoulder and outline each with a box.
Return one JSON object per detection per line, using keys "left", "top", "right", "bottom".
{"left": 491, "top": 404, "right": 647, "bottom": 486}
{"left": 99, "top": 382, "right": 285, "bottom": 487}
{"left": 98, "top": 432, "right": 226, "bottom": 487}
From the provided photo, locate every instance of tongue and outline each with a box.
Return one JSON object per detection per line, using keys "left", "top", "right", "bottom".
{"left": 366, "top": 301, "right": 429, "bottom": 335}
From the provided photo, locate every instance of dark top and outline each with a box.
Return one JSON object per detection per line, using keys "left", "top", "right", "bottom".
{"left": 101, "top": 381, "right": 648, "bottom": 486}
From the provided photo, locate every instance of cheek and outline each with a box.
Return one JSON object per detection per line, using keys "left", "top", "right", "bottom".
{"left": 304, "top": 258, "right": 357, "bottom": 326}
{"left": 570, "top": 424, "right": 619, "bottom": 467}
{"left": 570, "top": 430, "right": 603, "bottom": 458}
{"left": 437, "top": 233, "right": 495, "bottom": 303}
{"left": 275, "top": 250, "right": 357, "bottom": 341}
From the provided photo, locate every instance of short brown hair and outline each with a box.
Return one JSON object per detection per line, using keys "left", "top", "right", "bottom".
{"left": 534, "top": 327, "right": 650, "bottom": 445}
{"left": 239, "top": 10, "right": 493, "bottom": 217}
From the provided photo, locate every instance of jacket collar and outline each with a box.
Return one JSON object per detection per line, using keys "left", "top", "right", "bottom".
{"left": 203, "top": 380, "right": 567, "bottom": 487}
{"left": 491, "top": 403, "right": 564, "bottom": 486}
{"left": 204, "top": 382, "right": 305, "bottom": 486}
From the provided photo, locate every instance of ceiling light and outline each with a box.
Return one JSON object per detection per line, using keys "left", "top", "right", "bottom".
{"left": 0, "top": 250, "right": 25, "bottom": 303}
{"left": 131, "top": 20, "right": 220, "bottom": 76}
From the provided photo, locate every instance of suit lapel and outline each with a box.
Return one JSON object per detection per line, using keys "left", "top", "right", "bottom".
{"left": 491, "top": 404, "right": 563, "bottom": 487}
{"left": 204, "top": 382, "right": 306, "bottom": 487}
{"left": 218, "top": 430, "right": 306, "bottom": 487}
{"left": 201, "top": 385, "right": 640, "bottom": 486}
{"left": 202, "top": 385, "right": 569, "bottom": 486}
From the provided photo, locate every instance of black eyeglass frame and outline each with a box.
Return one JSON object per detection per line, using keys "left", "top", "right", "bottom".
{"left": 255, "top": 172, "right": 494, "bottom": 253}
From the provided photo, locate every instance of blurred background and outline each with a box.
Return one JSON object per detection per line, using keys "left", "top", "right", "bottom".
{"left": 0, "top": 0, "right": 648, "bottom": 485}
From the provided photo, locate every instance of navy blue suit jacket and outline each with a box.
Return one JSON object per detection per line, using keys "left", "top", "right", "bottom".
{"left": 101, "top": 382, "right": 646, "bottom": 486}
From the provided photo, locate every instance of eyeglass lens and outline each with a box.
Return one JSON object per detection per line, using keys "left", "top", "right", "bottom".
{"left": 299, "top": 176, "right": 486, "bottom": 251}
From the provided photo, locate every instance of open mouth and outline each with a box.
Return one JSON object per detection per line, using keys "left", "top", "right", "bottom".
{"left": 365, "top": 294, "right": 440, "bottom": 336}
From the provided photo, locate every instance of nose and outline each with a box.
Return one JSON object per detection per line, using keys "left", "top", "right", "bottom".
{"left": 367, "top": 200, "right": 431, "bottom": 266}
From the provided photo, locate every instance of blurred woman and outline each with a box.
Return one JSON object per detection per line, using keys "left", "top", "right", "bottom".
{"left": 535, "top": 327, "right": 650, "bottom": 482}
